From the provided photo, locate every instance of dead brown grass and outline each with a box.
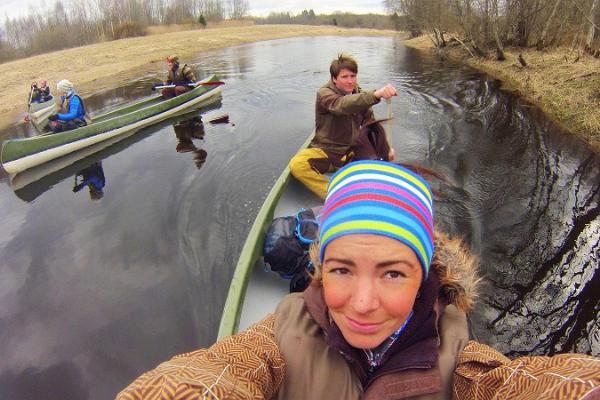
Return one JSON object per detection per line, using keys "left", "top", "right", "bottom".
{"left": 404, "top": 35, "right": 600, "bottom": 152}
{"left": 0, "top": 24, "right": 396, "bottom": 129}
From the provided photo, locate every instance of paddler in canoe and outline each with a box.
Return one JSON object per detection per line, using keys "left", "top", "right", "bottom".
{"left": 160, "top": 55, "right": 197, "bottom": 99}
{"left": 289, "top": 53, "right": 398, "bottom": 200}
{"left": 46, "top": 79, "right": 89, "bottom": 133}
{"left": 116, "top": 160, "right": 600, "bottom": 400}
{"left": 29, "top": 79, "right": 52, "bottom": 104}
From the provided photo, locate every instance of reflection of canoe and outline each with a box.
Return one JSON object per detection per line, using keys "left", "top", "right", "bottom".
{"left": 10, "top": 100, "right": 223, "bottom": 203}
{"left": 218, "top": 134, "right": 320, "bottom": 339}
{"left": 1, "top": 75, "right": 223, "bottom": 174}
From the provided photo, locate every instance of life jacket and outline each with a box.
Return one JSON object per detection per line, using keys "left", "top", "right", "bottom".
{"left": 263, "top": 207, "right": 322, "bottom": 292}
{"left": 61, "top": 94, "right": 91, "bottom": 125}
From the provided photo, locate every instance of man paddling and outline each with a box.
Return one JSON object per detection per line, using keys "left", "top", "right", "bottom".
{"left": 161, "top": 55, "right": 197, "bottom": 99}
{"left": 288, "top": 53, "right": 397, "bottom": 199}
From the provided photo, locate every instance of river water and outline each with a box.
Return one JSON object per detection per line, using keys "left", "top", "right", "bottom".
{"left": 0, "top": 36, "right": 598, "bottom": 399}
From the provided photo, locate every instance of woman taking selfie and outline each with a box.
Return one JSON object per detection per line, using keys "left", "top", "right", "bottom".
{"left": 117, "top": 161, "right": 599, "bottom": 400}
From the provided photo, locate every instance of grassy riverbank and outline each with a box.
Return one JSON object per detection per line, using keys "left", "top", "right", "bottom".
{"left": 4, "top": 24, "right": 597, "bottom": 152}
{"left": 0, "top": 25, "right": 396, "bottom": 130}
{"left": 404, "top": 36, "right": 600, "bottom": 152}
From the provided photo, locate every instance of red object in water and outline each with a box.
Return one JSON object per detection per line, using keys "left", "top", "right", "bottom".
{"left": 209, "top": 114, "right": 230, "bottom": 124}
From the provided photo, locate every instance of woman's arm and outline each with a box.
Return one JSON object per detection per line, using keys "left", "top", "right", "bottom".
{"left": 454, "top": 341, "right": 600, "bottom": 399}
{"left": 116, "top": 314, "right": 285, "bottom": 400}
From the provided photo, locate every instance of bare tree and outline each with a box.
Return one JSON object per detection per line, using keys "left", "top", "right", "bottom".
{"left": 537, "top": 0, "right": 564, "bottom": 48}
{"left": 585, "top": 0, "right": 599, "bottom": 53}
{"left": 228, "top": 0, "right": 249, "bottom": 19}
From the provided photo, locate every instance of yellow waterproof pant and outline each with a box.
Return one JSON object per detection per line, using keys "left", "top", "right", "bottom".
{"left": 289, "top": 148, "right": 338, "bottom": 200}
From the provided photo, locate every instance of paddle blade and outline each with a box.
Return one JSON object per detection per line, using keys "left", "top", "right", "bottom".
{"left": 199, "top": 81, "right": 225, "bottom": 86}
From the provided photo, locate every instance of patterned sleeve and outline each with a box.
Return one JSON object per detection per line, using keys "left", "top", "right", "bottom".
{"left": 115, "top": 314, "right": 285, "bottom": 400}
{"left": 453, "top": 341, "right": 600, "bottom": 400}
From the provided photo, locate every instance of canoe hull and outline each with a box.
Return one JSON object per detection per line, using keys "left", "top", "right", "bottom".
{"left": 2, "top": 76, "right": 221, "bottom": 174}
{"left": 217, "top": 134, "right": 320, "bottom": 339}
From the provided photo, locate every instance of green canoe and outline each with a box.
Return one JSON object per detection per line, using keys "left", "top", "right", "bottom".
{"left": 217, "top": 134, "right": 321, "bottom": 339}
{"left": 10, "top": 102, "right": 223, "bottom": 203}
{"left": 1, "top": 75, "right": 223, "bottom": 174}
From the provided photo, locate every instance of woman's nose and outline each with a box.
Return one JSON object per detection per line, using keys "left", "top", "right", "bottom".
{"left": 350, "top": 279, "right": 379, "bottom": 314}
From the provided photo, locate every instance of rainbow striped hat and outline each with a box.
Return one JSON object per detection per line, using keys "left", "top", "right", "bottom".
{"left": 319, "top": 160, "right": 434, "bottom": 280}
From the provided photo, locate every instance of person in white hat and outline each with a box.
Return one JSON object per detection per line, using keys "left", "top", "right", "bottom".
{"left": 47, "top": 79, "right": 88, "bottom": 133}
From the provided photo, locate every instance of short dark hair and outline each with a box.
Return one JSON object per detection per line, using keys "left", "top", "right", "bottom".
{"left": 329, "top": 53, "right": 358, "bottom": 79}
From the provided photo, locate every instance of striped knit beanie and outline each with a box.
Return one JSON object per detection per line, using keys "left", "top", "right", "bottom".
{"left": 319, "top": 160, "right": 434, "bottom": 280}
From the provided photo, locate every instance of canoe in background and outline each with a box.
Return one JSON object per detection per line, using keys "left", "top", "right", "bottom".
{"left": 9, "top": 101, "right": 223, "bottom": 203}
{"left": 218, "top": 134, "right": 321, "bottom": 339}
{"left": 1, "top": 75, "right": 223, "bottom": 174}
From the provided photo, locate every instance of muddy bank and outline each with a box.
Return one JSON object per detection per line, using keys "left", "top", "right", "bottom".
{"left": 403, "top": 35, "right": 600, "bottom": 152}
{"left": 0, "top": 25, "right": 397, "bottom": 131}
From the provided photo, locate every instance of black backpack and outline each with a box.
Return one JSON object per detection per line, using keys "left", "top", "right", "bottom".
{"left": 263, "top": 207, "right": 321, "bottom": 292}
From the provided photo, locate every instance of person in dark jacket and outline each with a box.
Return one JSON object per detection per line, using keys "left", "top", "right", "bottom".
{"left": 161, "top": 55, "right": 197, "bottom": 99}
{"left": 29, "top": 79, "right": 52, "bottom": 103}
{"left": 115, "top": 160, "right": 600, "bottom": 400}
{"left": 47, "top": 79, "right": 87, "bottom": 133}
{"left": 289, "top": 53, "right": 397, "bottom": 199}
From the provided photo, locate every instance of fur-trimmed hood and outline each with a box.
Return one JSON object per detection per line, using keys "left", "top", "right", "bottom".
{"left": 431, "top": 229, "right": 480, "bottom": 313}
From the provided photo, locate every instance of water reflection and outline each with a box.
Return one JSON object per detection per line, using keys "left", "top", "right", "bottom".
{"left": 7, "top": 99, "right": 223, "bottom": 203}
{"left": 0, "top": 37, "right": 598, "bottom": 400}
{"left": 173, "top": 116, "right": 208, "bottom": 169}
{"left": 73, "top": 162, "right": 106, "bottom": 201}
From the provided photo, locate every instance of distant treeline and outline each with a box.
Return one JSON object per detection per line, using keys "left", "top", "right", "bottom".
{"left": 0, "top": 0, "right": 404, "bottom": 64}
{"left": 383, "top": 0, "right": 600, "bottom": 58}
{"left": 0, "top": 0, "right": 250, "bottom": 63}
{"left": 252, "top": 10, "right": 407, "bottom": 31}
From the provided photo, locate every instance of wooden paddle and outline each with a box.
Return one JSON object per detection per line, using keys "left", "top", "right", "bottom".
{"left": 386, "top": 98, "right": 394, "bottom": 155}
{"left": 152, "top": 81, "right": 225, "bottom": 90}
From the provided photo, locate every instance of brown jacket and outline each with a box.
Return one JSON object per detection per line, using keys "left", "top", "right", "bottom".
{"left": 311, "top": 80, "right": 380, "bottom": 157}
{"left": 167, "top": 64, "right": 196, "bottom": 86}
{"left": 115, "top": 232, "right": 600, "bottom": 400}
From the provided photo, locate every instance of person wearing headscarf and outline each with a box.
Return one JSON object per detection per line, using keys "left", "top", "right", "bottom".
{"left": 116, "top": 161, "right": 600, "bottom": 400}
{"left": 161, "top": 55, "right": 197, "bottom": 99}
{"left": 47, "top": 79, "right": 88, "bottom": 133}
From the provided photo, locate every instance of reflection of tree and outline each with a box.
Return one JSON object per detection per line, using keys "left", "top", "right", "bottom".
{"left": 73, "top": 162, "right": 105, "bottom": 201}
{"left": 173, "top": 116, "right": 208, "bottom": 169}
{"left": 476, "top": 132, "right": 600, "bottom": 357}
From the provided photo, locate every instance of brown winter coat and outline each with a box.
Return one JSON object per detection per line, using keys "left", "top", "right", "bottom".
{"left": 167, "top": 64, "right": 196, "bottom": 86}
{"left": 115, "top": 231, "right": 600, "bottom": 400}
{"left": 310, "top": 80, "right": 379, "bottom": 158}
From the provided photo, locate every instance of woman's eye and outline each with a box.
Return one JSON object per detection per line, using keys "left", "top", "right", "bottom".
{"left": 385, "top": 271, "right": 404, "bottom": 279}
{"left": 329, "top": 267, "right": 349, "bottom": 275}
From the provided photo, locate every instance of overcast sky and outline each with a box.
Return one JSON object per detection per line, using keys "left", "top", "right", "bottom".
{"left": 0, "top": 0, "right": 387, "bottom": 19}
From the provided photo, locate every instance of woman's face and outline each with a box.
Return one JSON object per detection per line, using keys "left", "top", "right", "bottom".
{"left": 322, "top": 234, "right": 422, "bottom": 349}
